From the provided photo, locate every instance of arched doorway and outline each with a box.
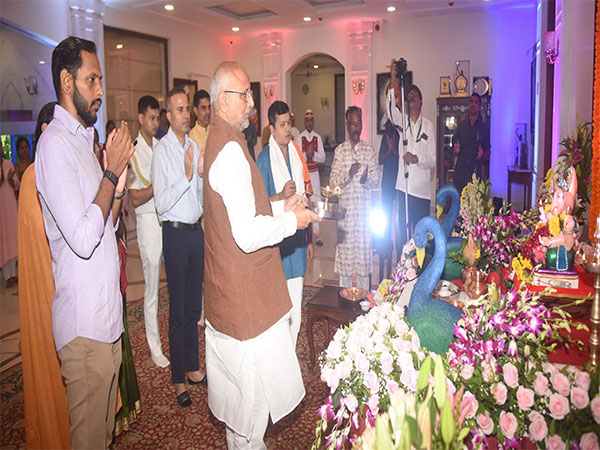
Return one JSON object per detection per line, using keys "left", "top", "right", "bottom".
{"left": 288, "top": 54, "right": 345, "bottom": 152}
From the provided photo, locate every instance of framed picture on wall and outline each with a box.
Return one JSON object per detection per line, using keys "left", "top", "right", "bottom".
{"left": 376, "top": 71, "right": 413, "bottom": 134}
{"left": 173, "top": 78, "right": 198, "bottom": 123}
{"left": 250, "top": 82, "right": 261, "bottom": 136}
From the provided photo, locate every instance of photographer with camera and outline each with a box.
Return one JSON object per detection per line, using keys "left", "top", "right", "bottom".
{"left": 387, "top": 59, "right": 436, "bottom": 249}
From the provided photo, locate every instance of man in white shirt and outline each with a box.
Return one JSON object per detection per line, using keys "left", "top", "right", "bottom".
{"left": 203, "top": 61, "right": 320, "bottom": 449}
{"left": 387, "top": 76, "right": 435, "bottom": 249}
{"left": 128, "top": 95, "right": 169, "bottom": 368}
{"left": 295, "top": 109, "right": 325, "bottom": 244}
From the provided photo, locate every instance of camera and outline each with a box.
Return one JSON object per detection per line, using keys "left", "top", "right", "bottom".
{"left": 395, "top": 58, "right": 408, "bottom": 77}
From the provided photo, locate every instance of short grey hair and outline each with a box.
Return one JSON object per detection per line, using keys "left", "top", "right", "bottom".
{"left": 210, "top": 61, "right": 247, "bottom": 109}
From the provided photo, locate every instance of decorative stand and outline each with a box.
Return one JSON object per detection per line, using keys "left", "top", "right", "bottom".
{"left": 583, "top": 217, "right": 600, "bottom": 367}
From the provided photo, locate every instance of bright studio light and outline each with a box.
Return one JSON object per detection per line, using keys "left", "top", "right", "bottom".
{"left": 370, "top": 208, "right": 387, "bottom": 236}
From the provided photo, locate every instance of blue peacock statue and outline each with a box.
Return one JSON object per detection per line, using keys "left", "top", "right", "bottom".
{"left": 436, "top": 184, "right": 465, "bottom": 280}
{"left": 406, "top": 216, "right": 464, "bottom": 354}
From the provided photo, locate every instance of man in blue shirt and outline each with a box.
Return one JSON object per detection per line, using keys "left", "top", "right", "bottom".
{"left": 151, "top": 87, "right": 205, "bottom": 407}
{"left": 256, "top": 100, "right": 313, "bottom": 346}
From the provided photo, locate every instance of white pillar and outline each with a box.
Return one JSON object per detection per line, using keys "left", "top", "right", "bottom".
{"left": 346, "top": 21, "right": 372, "bottom": 143}
{"left": 259, "top": 32, "right": 282, "bottom": 134}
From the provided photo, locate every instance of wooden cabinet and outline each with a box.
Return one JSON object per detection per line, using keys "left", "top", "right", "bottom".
{"left": 436, "top": 97, "right": 490, "bottom": 189}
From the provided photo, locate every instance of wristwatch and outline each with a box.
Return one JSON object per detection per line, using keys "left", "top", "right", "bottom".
{"left": 103, "top": 169, "right": 118, "bottom": 186}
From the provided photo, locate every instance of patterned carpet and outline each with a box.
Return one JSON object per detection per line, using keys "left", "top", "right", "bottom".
{"left": 0, "top": 285, "right": 332, "bottom": 449}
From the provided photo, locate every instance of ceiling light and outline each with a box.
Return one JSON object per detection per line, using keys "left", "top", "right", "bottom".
{"left": 116, "top": 43, "right": 123, "bottom": 49}
{"left": 164, "top": 4, "right": 174, "bottom": 11}
{"left": 303, "top": 16, "right": 312, "bottom": 22}
{"left": 232, "top": 26, "right": 240, "bottom": 32}
{"left": 387, "top": 6, "right": 396, "bottom": 12}
{"left": 313, "top": 64, "right": 319, "bottom": 69}
{"left": 39, "top": 60, "right": 45, "bottom": 65}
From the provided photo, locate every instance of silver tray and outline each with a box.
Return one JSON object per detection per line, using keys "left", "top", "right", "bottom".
{"left": 311, "top": 201, "right": 346, "bottom": 220}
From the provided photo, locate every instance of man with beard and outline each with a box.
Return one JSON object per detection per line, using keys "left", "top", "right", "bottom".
{"left": 35, "top": 36, "right": 134, "bottom": 449}
{"left": 128, "top": 95, "right": 169, "bottom": 368}
{"left": 295, "top": 109, "right": 326, "bottom": 245}
{"left": 330, "top": 106, "right": 381, "bottom": 290}
{"left": 386, "top": 67, "right": 435, "bottom": 249}
{"left": 151, "top": 87, "right": 205, "bottom": 408}
{"left": 189, "top": 89, "right": 211, "bottom": 155}
{"left": 452, "top": 93, "right": 490, "bottom": 194}
{"left": 256, "top": 100, "right": 314, "bottom": 347}
{"left": 204, "top": 61, "right": 319, "bottom": 448}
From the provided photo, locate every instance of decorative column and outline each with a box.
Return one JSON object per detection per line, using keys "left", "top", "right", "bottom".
{"left": 346, "top": 21, "right": 372, "bottom": 141}
{"left": 69, "top": 0, "right": 107, "bottom": 140}
{"left": 259, "top": 32, "right": 282, "bottom": 133}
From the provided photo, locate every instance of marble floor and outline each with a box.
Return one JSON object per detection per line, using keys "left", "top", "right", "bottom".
{"left": 0, "top": 182, "right": 391, "bottom": 373}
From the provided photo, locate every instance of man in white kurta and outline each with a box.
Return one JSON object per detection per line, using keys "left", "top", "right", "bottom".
{"left": 204, "top": 61, "right": 320, "bottom": 449}
{"left": 386, "top": 79, "right": 435, "bottom": 249}
{"left": 295, "top": 109, "right": 325, "bottom": 242}
{"left": 128, "top": 95, "right": 169, "bottom": 368}
{"left": 330, "top": 106, "right": 381, "bottom": 291}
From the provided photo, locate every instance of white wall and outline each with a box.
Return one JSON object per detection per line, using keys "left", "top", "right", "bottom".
{"left": 291, "top": 72, "right": 337, "bottom": 144}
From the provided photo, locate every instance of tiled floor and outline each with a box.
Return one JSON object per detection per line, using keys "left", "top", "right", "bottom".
{"left": 0, "top": 174, "right": 391, "bottom": 372}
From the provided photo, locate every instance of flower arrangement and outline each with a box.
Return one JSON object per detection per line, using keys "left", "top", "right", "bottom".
{"left": 537, "top": 118, "right": 593, "bottom": 226}
{"left": 313, "top": 302, "right": 430, "bottom": 449}
{"left": 386, "top": 239, "right": 426, "bottom": 302}
{"left": 356, "top": 355, "right": 473, "bottom": 450}
{"left": 451, "top": 175, "right": 538, "bottom": 274}
{"left": 445, "top": 285, "right": 598, "bottom": 449}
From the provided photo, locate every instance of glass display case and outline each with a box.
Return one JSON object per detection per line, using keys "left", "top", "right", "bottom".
{"left": 436, "top": 96, "right": 490, "bottom": 188}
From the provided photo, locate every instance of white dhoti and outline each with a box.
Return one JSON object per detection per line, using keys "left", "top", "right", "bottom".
{"left": 136, "top": 213, "right": 166, "bottom": 365}
{"left": 286, "top": 277, "right": 303, "bottom": 347}
{"left": 308, "top": 170, "right": 321, "bottom": 237}
{"left": 205, "top": 312, "right": 305, "bottom": 449}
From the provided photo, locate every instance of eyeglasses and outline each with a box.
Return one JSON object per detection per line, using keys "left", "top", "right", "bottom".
{"left": 224, "top": 89, "right": 253, "bottom": 100}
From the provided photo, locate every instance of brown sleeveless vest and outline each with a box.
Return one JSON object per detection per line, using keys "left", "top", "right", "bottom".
{"left": 203, "top": 114, "right": 292, "bottom": 341}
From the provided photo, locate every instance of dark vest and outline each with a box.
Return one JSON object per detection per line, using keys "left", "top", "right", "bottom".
{"left": 203, "top": 114, "right": 291, "bottom": 340}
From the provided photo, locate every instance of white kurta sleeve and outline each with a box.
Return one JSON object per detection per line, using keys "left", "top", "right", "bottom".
{"left": 415, "top": 119, "right": 436, "bottom": 170}
{"left": 208, "top": 141, "right": 297, "bottom": 253}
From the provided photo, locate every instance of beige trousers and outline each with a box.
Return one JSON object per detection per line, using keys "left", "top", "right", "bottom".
{"left": 58, "top": 337, "right": 121, "bottom": 450}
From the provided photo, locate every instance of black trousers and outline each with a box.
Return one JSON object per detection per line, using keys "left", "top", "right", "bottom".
{"left": 162, "top": 223, "right": 204, "bottom": 384}
{"left": 396, "top": 190, "right": 430, "bottom": 251}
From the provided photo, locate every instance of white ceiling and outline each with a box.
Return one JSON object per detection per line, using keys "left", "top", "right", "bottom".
{"left": 104, "top": 0, "right": 533, "bottom": 36}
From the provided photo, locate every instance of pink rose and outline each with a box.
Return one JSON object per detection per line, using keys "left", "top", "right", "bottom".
{"left": 570, "top": 386, "right": 589, "bottom": 409}
{"left": 406, "top": 268, "right": 417, "bottom": 279}
{"left": 400, "top": 365, "right": 417, "bottom": 391}
{"left": 364, "top": 370, "right": 380, "bottom": 393}
{"left": 476, "top": 411, "right": 494, "bottom": 435}
{"left": 355, "top": 352, "right": 369, "bottom": 373}
{"left": 462, "top": 392, "right": 478, "bottom": 419}
{"left": 461, "top": 364, "right": 475, "bottom": 380}
{"left": 533, "top": 372, "right": 550, "bottom": 396}
{"left": 344, "top": 394, "right": 358, "bottom": 413}
{"left": 516, "top": 386, "right": 535, "bottom": 411}
{"left": 386, "top": 380, "right": 400, "bottom": 395}
{"left": 502, "top": 362, "right": 519, "bottom": 388}
{"left": 548, "top": 393, "right": 570, "bottom": 420}
{"left": 575, "top": 371, "right": 591, "bottom": 391}
{"left": 380, "top": 351, "right": 394, "bottom": 376}
{"left": 592, "top": 397, "right": 600, "bottom": 424}
{"left": 493, "top": 382, "right": 508, "bottom": 405}
{"left": 368, "top": 394, "right": 379, "bottom": 415}
{"left": 580, "top": 432, "right": 599, "bottom": 450}
{"left": 321, "top": 367, "right": 339, "bottom": 392}
{"left": 551, "top": 372, "right": 571, "bottom": 397}
{"left": 499, "top": 411, "right": 518, "bottom": 440}
{"left": 326, "top": 339, "right": 342, "bottom": 360}
{"left": 528, "top": 411, "right": 548, "bottom": 442}
{"left": 545, "top": 434, "right": 566, "bottom": 450}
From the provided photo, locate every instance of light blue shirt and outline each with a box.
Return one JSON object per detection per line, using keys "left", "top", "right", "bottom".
{"left": 36, "top": 104, "right": 122, "bottom": 351}
{"left": 151, "top": 127, "right": 203, "bottom": 223}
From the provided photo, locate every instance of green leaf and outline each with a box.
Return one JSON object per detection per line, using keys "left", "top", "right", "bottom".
{"left": 457, "top": 426, "right": 471, "bottom": 443}
{"left": 434, "top": 355, "right": 447, "bottom": 409}
{"left": 417, "top": 356, "right": 433, "bottom": 392}
{"left": 375, "top": 416, "right": 393, "bottom": 450}
{"left": 440, "top": 399, "right": 455, "bottom": 444}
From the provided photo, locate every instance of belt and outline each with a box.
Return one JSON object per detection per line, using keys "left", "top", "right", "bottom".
{"left": 163, "top": 220, "right": 201, "bottom": 231}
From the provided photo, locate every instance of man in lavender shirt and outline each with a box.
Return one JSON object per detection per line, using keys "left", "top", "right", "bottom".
{"left": 35, "top": 36, "right": 134, "bottom": 449}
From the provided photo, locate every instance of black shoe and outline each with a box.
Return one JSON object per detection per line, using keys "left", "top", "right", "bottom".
{"left": 188, "top": 375, "right": 207, "bottom": 387}
{"left": 315, "top": 240, "right": 324, "bottom": 246}
{"left": 176, "top": 391, "right": 192, "bottom": 407}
